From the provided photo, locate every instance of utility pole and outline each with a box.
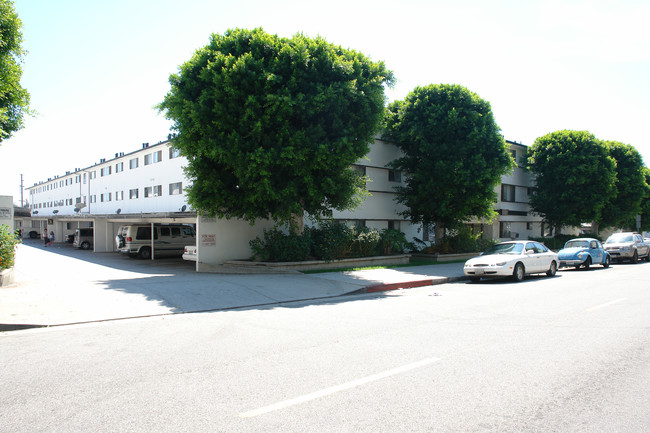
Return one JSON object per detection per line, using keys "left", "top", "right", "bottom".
{"left": 20, "top": 174, "right": 24, "bottom": 207}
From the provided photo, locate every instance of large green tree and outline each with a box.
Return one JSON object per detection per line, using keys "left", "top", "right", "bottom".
{"left": 597, "top": 141, "right": 650, "bottom": 229}
{"left": 384, "top": 84, "right": 514, "bottom": 241}
{"left": 526, "top": 130, "right": 616, "bottom": 233}
{"left": 0, "top": 0, "right": 30, "bottom": 143}
{"left": 639, "top": 167, "right": 650, "bottom": 232}
{"left": 158, "top": 28, "right": 393, "bottom": 230}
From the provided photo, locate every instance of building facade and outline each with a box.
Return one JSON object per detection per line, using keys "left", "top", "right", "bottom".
{"left": 25, "top": 138, "right": 542, "bottom": 266}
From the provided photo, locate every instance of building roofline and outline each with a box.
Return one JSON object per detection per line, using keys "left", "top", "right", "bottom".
{"left": 27, "top": 139, "right": 172, "bottom": 190}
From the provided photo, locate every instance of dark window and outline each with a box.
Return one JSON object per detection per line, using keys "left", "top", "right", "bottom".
{"left": 388, "top": 170, "right": 402, "bottom": 182}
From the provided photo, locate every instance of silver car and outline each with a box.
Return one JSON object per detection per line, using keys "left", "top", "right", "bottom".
{"left": 603, "top": 232, "right": 650, "bottom": 263}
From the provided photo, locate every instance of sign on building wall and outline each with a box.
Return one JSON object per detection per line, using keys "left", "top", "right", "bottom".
{"left": 201, "top": 234, "right": 216, "bottom": 247}
{"left": 0, "top": 207, "right": 10, "bottom": 219}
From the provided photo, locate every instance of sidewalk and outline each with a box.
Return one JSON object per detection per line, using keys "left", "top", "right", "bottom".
{"left": 0, "top": 241, "right": 467, "bottom": 331}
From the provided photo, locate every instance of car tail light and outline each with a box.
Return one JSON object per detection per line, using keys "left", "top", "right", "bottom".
{"left": 126, "top": 237, "right": 132, "bottom": 242}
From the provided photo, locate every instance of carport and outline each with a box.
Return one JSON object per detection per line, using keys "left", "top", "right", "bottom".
{"left": 35, "top": 212, "right": 197, "bottom": 260}
{"left": 100, "top": 212, "right": 197, "bottom": 260}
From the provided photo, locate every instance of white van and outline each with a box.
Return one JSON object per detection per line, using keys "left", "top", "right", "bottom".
{"left": 115, "top": 224, "right": 196, "bottom": 259}
{"left": 72, "top": 228, "right": 94, "bottom": 250}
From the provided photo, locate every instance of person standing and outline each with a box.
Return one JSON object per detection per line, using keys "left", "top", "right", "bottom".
{"left": 49, "top": 231, "right": 55, "bottom": 246}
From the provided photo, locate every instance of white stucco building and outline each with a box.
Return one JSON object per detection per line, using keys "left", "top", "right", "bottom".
{"left": 24, "top": 138, "right": 543, "bottom": 267}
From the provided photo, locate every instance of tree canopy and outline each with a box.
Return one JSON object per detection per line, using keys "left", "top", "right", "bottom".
{"left": 526, "top": 130, "right": 617, "bottom": 231}
{"left": 0, "top": 0, "right": 31, "bottom": 144}
{"left": 639, "top": 167, "right": 650, "bottom": 232}
{"left": 384, "top": 84, "right": 514, "bottom": 237}
{"left": 597, "top": 141, "right": 650, "bottom": 229}
{"left": 158, "top": 28, "right": 393, "bottom": 229}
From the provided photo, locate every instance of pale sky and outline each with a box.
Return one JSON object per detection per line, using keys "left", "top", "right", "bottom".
{"left": 2, "top": 0, "right": 649, "bottom": 205}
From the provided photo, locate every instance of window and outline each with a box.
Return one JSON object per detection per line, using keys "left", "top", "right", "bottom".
{"left": 169, "top": 148, "right": 181, "bottom": 159}
{"left": 144, "top": 154, "right": 152, "bottom": 165}
{"left": 129, "top": 188, "right": 139, "bottom": 199}
{"left": 153, "top": 150, "right": 162, "bottom": 163}
{"left": 115, "top": 191, "right": 124, "bottom": 201}
{"left": 388, "top": 170, "right": 402, "bottom": 182}
{"left": 171, "top": 227, "right": 181, "bottom": 238}
{"left": 116, "top": 162, "right": 124, "bottom": 173}
{"left": 500, "top": 222, "right": 511, "bottom": 238}
{"left": 101, "top": 193, "right": 111, "bottom": 202}
{"left": 388, "top": 220, "right": 400, "bottom": 231}
{"left": 90, "top": 195, "right": 96, "bottom": 203}
{"left": 160, "top": 227, "right": 171, "bottom": 237}
{"left": 526, "top": 222, "right": 533, "bottom": 230}
{"left": 89, "top": 171, "right": 96, "bottom": 180}
{"left": 501, "top": 184, "right": 516, "bottom": 202}
{"left": 83, "top": 173, "right": 87, "bottom": 184}
{"left": 144, "top": 186, "right": 152, "bottom": 198}
{"left": 129, "top": 158, "right": 139, "bottom": 169}
{"left": 169, "top": 182, "right": 182, "bottom": 195}
{"left": 101, "top": 166, "right": 112, "bottom": 177}
{"left": 153, "top": 185, "right": 162, "bottom": 197}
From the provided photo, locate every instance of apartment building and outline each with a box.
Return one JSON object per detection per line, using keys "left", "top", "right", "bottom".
{"left": 25, "top": 138, "right": 541, "bottom": 266}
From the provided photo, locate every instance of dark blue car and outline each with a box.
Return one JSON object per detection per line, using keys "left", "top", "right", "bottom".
{"left": 558, "top": 238, "right": 611, "bottom": 269}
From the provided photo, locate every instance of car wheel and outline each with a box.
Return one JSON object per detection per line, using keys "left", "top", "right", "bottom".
{"left": 469, "top": 276, "right": 481, "bottom": 283}
{"left": 546, "top": 261, "right": 557, "bottom": 277}
{"left": 139, "top": 247, "right": 151, "bottom": 260}
{"left": 81, "top": 241, "right": 90, "bottom": 250}
{"left": 583, "top": 257, "right": 591, "bottom": 270}
{"left": 603, "top": 256, "right": 610, "bottom": 268}
{"left": 512, "top": 262, "right": 525, "bottom": 282}
{"left": 631, "top": 250, "right": 638, "bottom": 264}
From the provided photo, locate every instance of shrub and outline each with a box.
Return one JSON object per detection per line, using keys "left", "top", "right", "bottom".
{"left": 0, "top": 225, "right": 21, "bottom": 271}
{"left": 249, "top": 226, "right": 311, "bottom": 262}
{"left": 379, "top": 229, "right": 410, "bottom": 255}
{"left": 530, "top": 234, "right": 575, "bottom": 251}
{"left": 309, "top": 221, "right": 355, "bottom": 261}
{"left": 351, "top": 227, "right": 381, "bottom": 258}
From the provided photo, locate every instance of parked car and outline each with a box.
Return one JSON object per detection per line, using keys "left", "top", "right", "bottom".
{"left": 182, "top": 245, "right": 197, "bottom": 261}
{"left": 115, "top": 224, "right": 196, "bottom": 259}
{"left": 557, "top": 238, "right": 610, "bottom": 269}
{"left": 463, "top": 240, "right": 558, "bottom": 282}
{"left": 65, "top": 233, "right": 75, "bottom": 243}
{"left": 72, "top": 228, "right": 94, "bottom": 250}
{"left": 603, "top": 232, "right": 650, "bottom": 263}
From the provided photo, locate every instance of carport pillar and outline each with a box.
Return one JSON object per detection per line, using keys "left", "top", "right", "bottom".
{"left": 93, "top": 218, "right": 112, "bottom": 252}
{"left": 151, "top": 222, "right": 155, "bottom": 260}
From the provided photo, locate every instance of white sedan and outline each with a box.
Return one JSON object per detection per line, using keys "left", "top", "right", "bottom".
{"left": 182, "top": 245, "right": 197, "bottom": 261}
{"left": 464, "top": 240, "right": 558, "bottom": 282}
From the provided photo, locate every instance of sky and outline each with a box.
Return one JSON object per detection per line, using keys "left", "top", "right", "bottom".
{"left": 1, "top": 0, "right": 649, "bottom": 205}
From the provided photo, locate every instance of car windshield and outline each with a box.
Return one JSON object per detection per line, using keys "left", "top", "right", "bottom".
{"left": 482, "top": 243, "right": 524, "bottom": 255}
{"left": 565, "top": 240, "right": 589, "bottom": 249}
{"left": 606, "top": 234, "right": 633, "bottom": 244}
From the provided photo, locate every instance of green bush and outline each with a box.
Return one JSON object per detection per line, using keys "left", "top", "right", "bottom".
{"left": 250, "top": 221, "right": 412, "bottom": 262}
{"left": 379, "top": 229, "right": 410, "bottom": 255}
{"left": 0, "top": 225, "right": 21, "bottom": 271}
{"left": 530, "top": 234, "right": 576, "bottom": 251}
{"left": 351, "top": 227, "right": 381, "bottom": 258}
{"left": 309, "top": 221, "right": 355, "bottom": 261}
{"left": 249, "top": 226, "right": 311, "bottom": 262}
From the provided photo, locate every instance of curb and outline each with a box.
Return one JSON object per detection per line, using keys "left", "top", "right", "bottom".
{"left": 352, "top": 275, "right": 468, "bottom": 294}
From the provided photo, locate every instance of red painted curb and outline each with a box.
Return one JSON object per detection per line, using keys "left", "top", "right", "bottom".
{"left": 365, "top": 279, "right": 436, "bottom": 293}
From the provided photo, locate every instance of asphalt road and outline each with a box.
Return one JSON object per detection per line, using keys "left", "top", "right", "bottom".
{"left": 2, "top": 261, "right": 649, "bottom": 432}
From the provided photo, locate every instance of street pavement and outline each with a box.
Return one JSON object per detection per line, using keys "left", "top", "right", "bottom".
{"left": 0, "top": 239, "right": 466, "bottom": 330}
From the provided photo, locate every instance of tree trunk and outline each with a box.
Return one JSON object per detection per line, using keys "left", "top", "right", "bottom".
{"left": 291, "top": 209, "right": 305, "bottom": 235}
{"left": 434, "top": 222, "right": 445, "bottom": 245}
